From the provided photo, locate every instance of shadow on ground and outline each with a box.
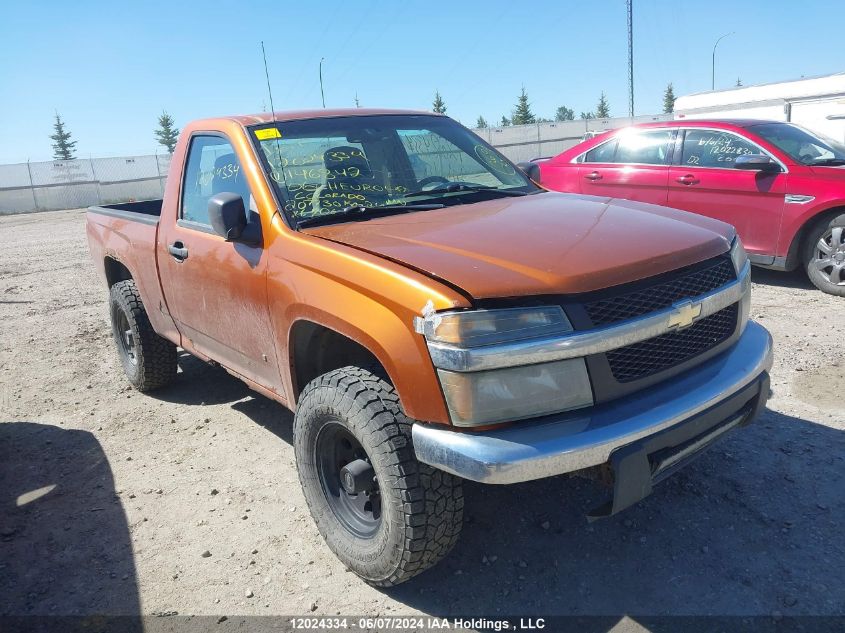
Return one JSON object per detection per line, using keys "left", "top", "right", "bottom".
{"left": 151, "top": 353, "right": 253, "bottom": 407}
{"left": 385, "top": 408, "right": 845, "bottom": 617}
{"left": 0, "top": 422, "right": 141, "bottom": 627}
{"left": 82, "top": 352, "right": 845, "bottom": 620}
{"left": 151, "top": 353, "right": 294, "bottom": 444}
{"left": 751, "top": 266, "right": 815, "bottom": 290}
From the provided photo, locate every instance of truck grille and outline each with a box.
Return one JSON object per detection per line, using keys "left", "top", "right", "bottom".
{"left": 606, "top": 304, "right": 739, "bottom": 382}
{"left": 585, "top": 258, "right": 735, "bottom": 326}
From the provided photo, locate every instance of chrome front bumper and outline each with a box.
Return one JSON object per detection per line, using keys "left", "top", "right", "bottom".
{"left": 412, "top": 321, "right": 773, "bottom": 484}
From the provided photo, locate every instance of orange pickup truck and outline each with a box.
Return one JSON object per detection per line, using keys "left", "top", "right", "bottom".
{"left": 87, "top": 109, "right": 773, "bottom": 585}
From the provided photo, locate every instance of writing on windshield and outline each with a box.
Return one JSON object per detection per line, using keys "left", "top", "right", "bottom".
{"left": 252, "top": 115, "right": 531, "bottom": 221}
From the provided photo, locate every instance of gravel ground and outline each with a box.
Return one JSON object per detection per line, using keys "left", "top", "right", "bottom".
{"left": 1, "top": 208, "right": 843, "bottom": 622}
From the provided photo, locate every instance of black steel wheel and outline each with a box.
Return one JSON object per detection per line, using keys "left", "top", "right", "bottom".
{"left": 315, "top": 422, "right": 381, "bottom": 539}
{"left": 293, "top": 366, "right": 463, "bottom": 586}
{"left": 109, "top": 280, "right": 178, "bottom": 391}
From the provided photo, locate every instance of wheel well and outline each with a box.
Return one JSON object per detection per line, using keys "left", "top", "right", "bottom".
{"left": 784, "top": 207, "right": 845, "bottom": 271}
{"left": 290, "top": 321, "right": 389, "bottom": 401}
{"left": 104, "top": 257, "right": 133, "bottom": 288}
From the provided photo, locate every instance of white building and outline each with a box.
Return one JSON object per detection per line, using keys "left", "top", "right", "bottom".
{"left": 674, "top": 72, "right": 845, "bottom": 142}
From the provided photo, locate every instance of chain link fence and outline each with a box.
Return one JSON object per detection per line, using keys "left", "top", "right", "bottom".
{"left": 0, "top": 153, "right": 171, "bottom": 214}
{"left": 475, "top": 113, "right": 673, "bottom": 163}
{"left": 0, "top": 113, "right": 672, "bottom": 215}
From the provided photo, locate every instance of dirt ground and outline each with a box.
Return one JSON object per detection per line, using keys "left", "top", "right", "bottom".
{"left": 1, "top": 208, "right": 843, "bottom": 622}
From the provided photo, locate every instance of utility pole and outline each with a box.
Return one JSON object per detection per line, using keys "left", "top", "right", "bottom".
{"left": 319, "top": 58, "right": 326, "bottom": 108}
{"left": 627, "top": 0, "right": 634, "bottom": 118}
{"left": 711, "top": 32, "right": 734, "bottom": 90}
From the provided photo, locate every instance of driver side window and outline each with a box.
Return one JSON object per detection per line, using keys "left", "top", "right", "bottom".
{"left": 181, "top": 135, "right": 249, "bottom": 225}
{"left": 681, "top": 130, "right": 759, "bottom": 168}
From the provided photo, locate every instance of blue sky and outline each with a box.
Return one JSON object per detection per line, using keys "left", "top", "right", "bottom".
{"left": 1, "top": 0, "right": 844, "bottom": 163}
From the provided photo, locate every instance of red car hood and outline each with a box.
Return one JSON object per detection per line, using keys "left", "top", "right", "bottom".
{"left": 303, "top": 192, "right": 734, "bottom": 299}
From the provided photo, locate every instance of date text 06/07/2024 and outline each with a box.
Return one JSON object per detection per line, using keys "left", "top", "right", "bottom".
{"left": 288, "top": 616, "right": 546, "bottom": 630}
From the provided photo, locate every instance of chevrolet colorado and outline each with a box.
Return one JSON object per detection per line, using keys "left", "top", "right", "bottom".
{"left": 87, "top": 109, "right": 773, "bottom": 586}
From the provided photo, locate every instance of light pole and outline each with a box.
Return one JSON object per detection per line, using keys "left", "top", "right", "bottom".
{"left": 626, "top": 0, "right": 634, "bottom": 118}
{"left": 319, "top": 57, "right": 326, "bottom": 108}
{"left": 711, "top": 32, "right": 734, "bottom": 90}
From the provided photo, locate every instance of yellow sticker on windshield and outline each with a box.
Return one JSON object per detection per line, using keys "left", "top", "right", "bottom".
{"left": 255, "top": 128, "right": 281, "bottom": 140}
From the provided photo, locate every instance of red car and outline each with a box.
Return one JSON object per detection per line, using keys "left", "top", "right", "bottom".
{"left": 538, "top": 119, "right": 845, "bottom": 295}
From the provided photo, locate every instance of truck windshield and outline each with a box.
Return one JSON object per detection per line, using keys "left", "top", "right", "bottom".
{"left": 750, "top": 122, "right": 845, "bottom": 166}
{"left": 249, "top": 114, "right": 537, "bottom": 225}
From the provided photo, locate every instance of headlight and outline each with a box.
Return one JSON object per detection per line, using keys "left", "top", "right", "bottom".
{"left": 730, "top": 236, "right": 751, "bottom": 334}
{"left": 437, "top": 359, "right": 593, "bottom": 427}
{"left": 730, "top": 235, "right": 748, "bottom": 274}
{"left": 416, "top": 306, "right": 593, "bottom": 426}
{"left": 417, "top": 306, "right": 573, "bottom": 347}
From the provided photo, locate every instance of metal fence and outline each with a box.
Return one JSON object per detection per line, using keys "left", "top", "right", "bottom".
{"left": 0, "top": 154, "right": 171, "bottom": 214}
{"left": 0, "top": 113, "right": 672, "bottom": 215}
{"left": 475, "top": 113, "right": 673, "bottom": 163}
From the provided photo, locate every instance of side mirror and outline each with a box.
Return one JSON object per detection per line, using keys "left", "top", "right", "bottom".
{"left": 517, "top": 161, "right": 542, "bottom": 183}
{"left": 208, "top": 193, "right": 261, "bottom": 245}
{"left": 734, "top": 154, "right": 781, "bottom": 173}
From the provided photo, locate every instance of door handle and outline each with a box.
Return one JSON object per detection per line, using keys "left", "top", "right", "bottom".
{"left": 168, "top": 242, "right": 188, "bottom": 261}
{"left": 584, "top": 171, "right": 602, "bottom": 181}
{"left": 675, "top": 174, "right": 700, "bottom": 185}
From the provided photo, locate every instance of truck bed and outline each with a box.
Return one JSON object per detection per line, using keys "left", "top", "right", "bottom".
{"left": 88, "top": 199, "right": 162, "bottom": 225}
{"left": 86, "top": 197, "right": 179, "bottom": 341}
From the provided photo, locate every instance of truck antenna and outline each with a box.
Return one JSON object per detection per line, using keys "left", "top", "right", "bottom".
{"left": 260, "top": 41, "right": 290, "bottom": 207}
{"left": 261, "top": 41, "right": 278, "bottom": 121}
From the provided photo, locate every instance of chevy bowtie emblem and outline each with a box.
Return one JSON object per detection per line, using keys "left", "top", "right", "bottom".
{"left": 668, "top": 299, "right": 702, "bottom": 329}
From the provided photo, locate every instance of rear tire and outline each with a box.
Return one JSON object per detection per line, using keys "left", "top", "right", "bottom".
{"left": 109, "top": 280, "right": 177, "bottom": 391}
{"left": 294, "top": 366, "right": 463, "bottom": 586}
{"left": 803, "top": 213, "right": 845, "bottom": 296}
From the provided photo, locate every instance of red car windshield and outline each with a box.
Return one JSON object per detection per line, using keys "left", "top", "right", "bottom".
{"left": 751, "top": 123, "right": 845, "bottom": 166}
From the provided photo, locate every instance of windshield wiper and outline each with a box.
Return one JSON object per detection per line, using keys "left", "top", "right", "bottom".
{"left": 296, "top": 203, "right": 444, "bottom": 229}
{"left": 404, "top": 183, "right": 530, "bottom": 199}
{"left": 809, "top": 158, "right": 845, "bottom": 166}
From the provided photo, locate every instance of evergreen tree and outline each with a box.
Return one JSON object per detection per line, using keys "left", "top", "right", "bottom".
{"left": 476, "top": 116, "right": 488, "bottom": 129}
{"left": 511, "top": 87, "right": 536, "bottom": 125}
{"left": 555, "top": 106, "right": 575, "bottom": 121}
{"left": 735, "top": 77, "right": 743, "bottom": 87}
{"left": 50, "top": 113, "right": 77, "bottom": 161}
{"left": 595, "top": 92, "right": 610, "bottom": 118}
{"left": 154, "top": 111, "right": 180, "bottom": 154}
{"left": 500, "top": 115, "right": 511, "bottom": 127}
{"left": 432, "top": 91, "right": 447, "bottom": 114}
{"left": 580, "top": 111, "right": 595, "bottom": 120}
{"left": 663, "top": 82, "right": 676, "bottom": 114}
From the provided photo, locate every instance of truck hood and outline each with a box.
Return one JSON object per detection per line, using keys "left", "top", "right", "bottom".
{"left": 303, "top": 192, "right": 734, "bottom": 299}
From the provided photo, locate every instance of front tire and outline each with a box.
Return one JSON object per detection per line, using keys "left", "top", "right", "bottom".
{"left": 109, "top": 280, "right": 177, "bottom": 391}
{"left": 294, "top": 366, "right": 463, "bottom": 586}
{"left": 804, "top": 214, "right": 845, "bottom": 296}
